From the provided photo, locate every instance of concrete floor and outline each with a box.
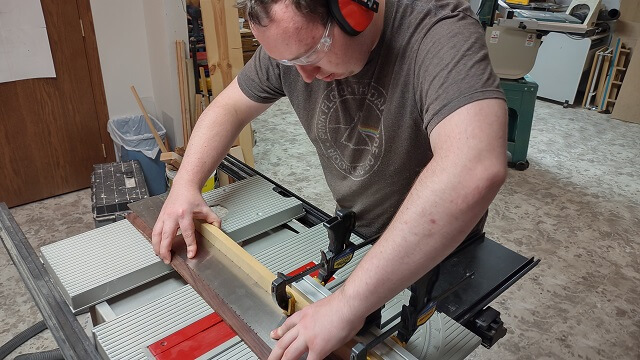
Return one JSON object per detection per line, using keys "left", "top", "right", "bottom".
{"left": 1, "top": 98, "right": 639, "bottom": 359}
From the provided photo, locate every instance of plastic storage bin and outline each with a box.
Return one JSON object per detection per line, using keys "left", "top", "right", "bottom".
{"left": 166, "top": 168, "right": 217, "bottom": 193}
{"left": 107, "top": 115, "right": 167, "bottom": 195}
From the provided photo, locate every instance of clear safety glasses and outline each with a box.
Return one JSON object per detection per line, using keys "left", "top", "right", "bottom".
{"left": 278, "top": 19, "right": 333, "bottom": 66}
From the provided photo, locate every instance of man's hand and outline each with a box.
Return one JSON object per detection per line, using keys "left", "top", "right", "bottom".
{"left": 268, "top": 289, "right": 365, "bottom": 360}
{"left": 151, "top": 185, "right": 221, "bottom": 264}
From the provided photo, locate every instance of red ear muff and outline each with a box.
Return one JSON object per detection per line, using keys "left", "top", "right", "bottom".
{"left": 328, "top": 0, "right": 377, "bottom": 36}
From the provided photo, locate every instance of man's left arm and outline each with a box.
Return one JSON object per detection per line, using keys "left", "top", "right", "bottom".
{"left": 268, "top": 98, "right": 508, "bottom": 360}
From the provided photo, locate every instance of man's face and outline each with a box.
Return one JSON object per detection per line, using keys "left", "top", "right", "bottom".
{"left": 251, "top": 2, "right": 372, "bottom": 83}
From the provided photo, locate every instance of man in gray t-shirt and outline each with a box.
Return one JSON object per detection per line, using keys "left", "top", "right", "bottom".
{"left": 152, "top": 0, "right": 508, "bottom": 358}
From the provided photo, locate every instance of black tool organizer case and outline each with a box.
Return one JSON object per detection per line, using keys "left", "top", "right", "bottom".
{"left": 91, "top": 161, "right": 149, "bottom": 227}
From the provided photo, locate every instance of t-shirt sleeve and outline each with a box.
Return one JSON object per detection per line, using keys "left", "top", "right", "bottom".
{"left": 237, "top": 46, "right": 286, "bottom": 104}
{"left": 414, "top": 11, "right": 505, "bottom": 134}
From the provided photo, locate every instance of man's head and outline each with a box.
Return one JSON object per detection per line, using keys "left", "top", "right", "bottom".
{"left": 237, "top": 0, "right": 384, "bottom": 83}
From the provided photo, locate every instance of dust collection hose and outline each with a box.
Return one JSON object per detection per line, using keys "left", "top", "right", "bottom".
{"left": 572, "top": 8, "right": 620, "bottom": 23}
{"left": 13, "top": 349, "right": 63, "bottom": 360}
{"left": 0, "top": 321, "right": 47, "bottom": 360}
{"left": 0, "top": 320, "right": 62, "bottom": 360}
{"left": 598, "top": 8, "right": 620, "bottom": 21}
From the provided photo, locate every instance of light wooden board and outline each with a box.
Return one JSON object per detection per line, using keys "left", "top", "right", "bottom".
{"left": 201, "top": 0, "right": 254, "bottom": 167}
{"left": 130, "top": 86, "right": 168, "bottom": 153}
{"left": 228, "top": 145, "right": 244, "bottom": 161}
{"left": 195, "top": 93, "right": 203, "bottom": 124}
{"left": 187, "top": 58, "right": 197, "bottom": 130}
{"left": 595, "top": 55, "right": 612, "bottom": 109}
{"left": 200, "top": 0, "right": 244, "bottom": 97}
{"left": 238, "top": 125, "right": 255, "bottom": 167}
{"left": 160, "top": 152, "right": 183, "bottom": 169}
{"left": 176, "top": 41, "right": 190, "bottom": 147}
{"left": 582, "top": 49, "right": 601, "bottom": 107}
{"left": 611, "top": 48, "right": 640, "bottom": 123}
{"left": 180, "top": 41, "right": 192, "bottom": 143}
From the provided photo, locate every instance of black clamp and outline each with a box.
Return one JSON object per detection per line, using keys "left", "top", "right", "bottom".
{"left": 271, "top": 273, "right": 296, "bottom": 315}
{"left": 318, "top": 209, "right": 356, "bottom": 284}
{"left": 350, "top": 270, "right": 474, "bottom": 360}
{"left": 396, "top": 266, "right": 441, "bottom": 344}
{"left": 271, "top": 209, "right": 357, "bottom": 314}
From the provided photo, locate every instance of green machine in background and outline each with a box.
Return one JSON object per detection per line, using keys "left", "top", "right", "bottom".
{"left": 475, "top": 0, "right": 601, "bottom": 171}
{"left": 501, "top": 77, "right": 538, "bottom": 171}
{"left": 476, "top": 0, "right": 541, "bottom": 171}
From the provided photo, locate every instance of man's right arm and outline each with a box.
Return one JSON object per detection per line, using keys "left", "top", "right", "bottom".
{"left": 152, "top": 77, "right": 273, "bottom": 263}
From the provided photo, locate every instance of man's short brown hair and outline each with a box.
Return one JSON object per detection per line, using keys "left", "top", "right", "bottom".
{"left": 237, "top": 0, "right": 329, "bottom": 27}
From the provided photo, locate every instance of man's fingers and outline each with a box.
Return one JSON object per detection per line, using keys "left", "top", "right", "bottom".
{"left": 198, "top": 205, "right": 221, "bottom": 228}
{"left": 281, "top": 337, "right": 309, "bottom": 360}
{"left": 268, "top": 327, "right": 298, "bottom": 360}
{"left": 179, "top": 218, "right": 198, "bottom": 258}
{"left": 152, "top": 220, "right": 163, "bottom": 256}
{"left": 209, "top": 213, "right": 222, "bottom": 228}
{"left": 160, "top": 222, "right": 179, "bottom": 264}
{"left": 271, "top": 312, "right": 300, "bottom": 340}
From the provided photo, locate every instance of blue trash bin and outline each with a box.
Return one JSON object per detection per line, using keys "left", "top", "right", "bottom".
{"left": 107, "top": 115, "right": 168, "bottom": 196}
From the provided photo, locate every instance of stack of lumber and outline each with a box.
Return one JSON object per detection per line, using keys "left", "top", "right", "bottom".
{"left": 582, "top": 39, "right": 631, "bottom": 113}
{"left": 147, "top": 0, "right": 256, "bottom": 180}
{"left": 200, "top": 0, "right": 255, "bottom": 168}
{"left": 169, "top": 0, "right": 255, "bottom": 171}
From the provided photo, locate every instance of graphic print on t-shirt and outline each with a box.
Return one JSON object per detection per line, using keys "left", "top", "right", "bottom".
{"left": 316, "top": 81, "right": 386, "bottom": 180}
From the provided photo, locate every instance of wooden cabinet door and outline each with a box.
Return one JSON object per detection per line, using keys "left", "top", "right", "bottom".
{"left": 0, "top": 0, "right": 109, "bottom": 207}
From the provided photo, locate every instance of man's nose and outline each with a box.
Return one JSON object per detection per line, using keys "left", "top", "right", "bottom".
{"left": 295, "top": 65, "right": 320, "bottom": 83}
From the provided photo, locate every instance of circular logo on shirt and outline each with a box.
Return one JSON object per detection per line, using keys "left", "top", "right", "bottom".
{"left": 315, "top": 81, "right": 386, "bottom": 180}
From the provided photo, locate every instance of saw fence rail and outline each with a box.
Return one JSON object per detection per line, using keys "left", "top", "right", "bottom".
{"left": 0, "top": 203, "right": 102, "bottom": 360}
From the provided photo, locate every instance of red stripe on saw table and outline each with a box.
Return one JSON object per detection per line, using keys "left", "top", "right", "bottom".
{"left": 148, "top": 312, "right": 237, "bottom": 360}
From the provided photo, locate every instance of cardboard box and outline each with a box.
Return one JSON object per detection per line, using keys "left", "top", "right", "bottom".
{"left": 620, "top": 0, "right": 640, "bottom": 23}
{"left": 611, "top": 45, "right": 640, "bottom": 124}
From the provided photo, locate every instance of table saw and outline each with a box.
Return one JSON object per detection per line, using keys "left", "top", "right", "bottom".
{"left": 0, "top": 156, "right": 539, "bottom": 360}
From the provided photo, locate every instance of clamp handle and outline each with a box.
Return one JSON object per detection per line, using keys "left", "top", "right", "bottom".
{"left": 396, "top": 266, "right": 440, "bottom": 343}
{"left": 324, "top": 209, "right": 356, "bottom": 255}
{"left": 319, "top": 209, "right": 356, "bottom": 283}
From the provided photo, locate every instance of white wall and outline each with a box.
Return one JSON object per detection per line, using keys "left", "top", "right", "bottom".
{"left": 556, "top": 0, "right": 621, "bottom": 10}
{"left": 142, "top": 0, "right": 189, "bottom": 148}
{"left": 91, "top": 0, "right": 188, "bottom": 149}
